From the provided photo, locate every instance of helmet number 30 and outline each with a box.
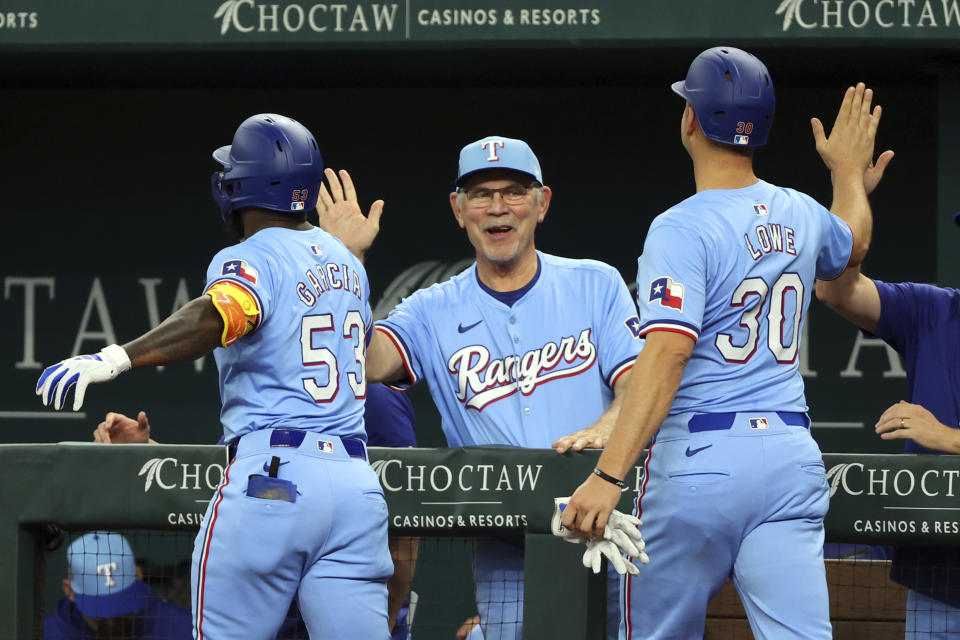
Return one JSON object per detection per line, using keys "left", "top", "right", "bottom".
{"left": 300, "top": 312, "right": 366, "bottom": 402}
{"left": 736, "top": 122, "right": 755, "bottom": 134}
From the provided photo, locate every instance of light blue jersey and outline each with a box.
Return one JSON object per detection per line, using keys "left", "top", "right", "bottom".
{"left": 203, "top": 226, "right": 371, "bottom": 443}
{"left": 377, "top": 251, "right": 640, "bottom": 640}
{"left": 635, "top": 179, "right": 852, "bottom": 415}
{"left": 194, "top": 225, "right": 391, "bottom": 640}
{"left": 376, "top": 252, "right": 641, "bottom": 448}
{"left": 624, "top": 179, "right": 852, "bottom": 640}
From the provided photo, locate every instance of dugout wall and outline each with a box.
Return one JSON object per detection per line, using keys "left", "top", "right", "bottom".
{"left": 2, "top": 444, "right": 958, "bottom": 639}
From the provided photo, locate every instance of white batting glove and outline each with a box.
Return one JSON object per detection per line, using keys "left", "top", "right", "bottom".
{"left": 36, "top": 345, "right": 131, "bottom": 411}
{"left": 552, "top": 496, "right": 650, "bottom": 575}
{"left": 583, "top": 539, "right": 641, "bottom": 576}
{"left": 605, "top": 510, "right": 649, "bottom": 563}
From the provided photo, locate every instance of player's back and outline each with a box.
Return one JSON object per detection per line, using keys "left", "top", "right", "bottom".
{"left": 638, "top": 179, "right": 851, "bottom": 414}
{"left": 205, "top": 226, "right": 371, "bottom": 443}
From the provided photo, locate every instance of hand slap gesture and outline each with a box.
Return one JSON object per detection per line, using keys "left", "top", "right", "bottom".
{"left": 316, "top": 168, "right": 384, "bottom": 260}
{"left": 812, "top": 82, "right": 884, "bottom": 177}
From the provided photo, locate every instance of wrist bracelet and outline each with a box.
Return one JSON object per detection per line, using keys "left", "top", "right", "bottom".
{"left": 592, "top": 467, "right": 626, "bottom": 489}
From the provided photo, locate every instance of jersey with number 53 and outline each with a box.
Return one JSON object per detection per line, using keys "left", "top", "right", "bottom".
{"left": 636, "top": 179, "right": 852, "bottom": 414}
{"left": 203, "top": 226, "right": 371, "bottom": 444}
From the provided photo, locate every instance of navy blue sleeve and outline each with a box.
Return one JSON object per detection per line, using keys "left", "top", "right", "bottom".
{"left": 872, "top": 280, "right": 947, "bottom": 354}
{"left": 364, "top": 383, "right": 417, "bottom": 447}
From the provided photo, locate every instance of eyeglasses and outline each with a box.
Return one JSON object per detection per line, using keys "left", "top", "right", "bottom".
{"left": 460, "top": 183, "right": 538, "bottom": 208}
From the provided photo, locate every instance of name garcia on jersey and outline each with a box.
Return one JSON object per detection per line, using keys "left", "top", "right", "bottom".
{"left": 448, "top": 329, "right": 597, "bottom": 411}
{"left": 296, "top": 262, "right": 364, "bottom": 307}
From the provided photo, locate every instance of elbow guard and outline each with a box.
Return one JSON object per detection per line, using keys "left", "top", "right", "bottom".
{"left": 205, "top": 280, "right": 262, "bottom": 347}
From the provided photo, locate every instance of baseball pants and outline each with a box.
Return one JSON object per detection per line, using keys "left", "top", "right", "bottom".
{"left": 191, "top": 428, "right": 393, "bottom": 640}
{"left": 621, "top": 411, "right": 831, "bottom": 640}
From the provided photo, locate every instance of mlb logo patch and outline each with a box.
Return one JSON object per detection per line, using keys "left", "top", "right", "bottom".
{"left": 734, "top": 134, "right": 750, "bottom": 145}
{"left": 749, "top": 418, "right": 769, "bottom": 430}
{"left": 221, "top": 259, "right": 259, "bottom": 285}
{"left": 753, "top": 204, "right": 769, "bottom": 216}
{"left": 291, "top": 201, "right": 305, "bottom": 211}
{"left": 317, "top": 440, "right": 334, "bottom": 454}
{"left": 649, "top": 276, "right": 685, "bottom": 311}
{"left": 310, "top": 245, "right": 323, "bottom": 257}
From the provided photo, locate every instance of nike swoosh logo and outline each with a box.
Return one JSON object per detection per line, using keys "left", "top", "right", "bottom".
{"left": 458, "top": 320, "right": 483, "bottom": 333}
{"left": 685, "top": 444, "right": 713, "bottom": 457}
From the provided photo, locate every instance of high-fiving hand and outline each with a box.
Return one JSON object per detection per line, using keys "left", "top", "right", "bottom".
{"left": 316, "top": 168, "right": 384, "bottom": 261}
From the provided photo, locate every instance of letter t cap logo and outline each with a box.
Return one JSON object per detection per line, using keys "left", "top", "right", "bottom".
{"left": 481, "top": 139, "right": 505, "bottom": 162}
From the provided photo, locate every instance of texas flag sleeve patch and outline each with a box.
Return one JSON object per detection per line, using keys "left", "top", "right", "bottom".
{"left": 648, "top": 276, "right": 685, "bottom": 311}
{"left": 221, "top": 259, "right": 259, "bottom": 285}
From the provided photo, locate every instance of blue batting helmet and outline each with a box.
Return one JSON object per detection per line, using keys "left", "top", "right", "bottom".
{"left": 671, "top": 46, "right": 775, "bottom": 148}
{"left": 211, "top": 113, "right": 323, "bottom": 220}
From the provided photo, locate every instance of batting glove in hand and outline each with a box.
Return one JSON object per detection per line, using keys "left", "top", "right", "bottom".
{"left": 36, "top": 344, "right": 131, "bottom": 411}
{"left": 583, "top": 539, "right": 642, "bottom": 576}
{"left": 552, "top": 497, "right": 650, "bottom": 575}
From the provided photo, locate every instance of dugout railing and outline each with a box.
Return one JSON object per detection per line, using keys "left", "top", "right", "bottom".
{"left": 1, "top": 443, "right": 957, "bottom": 639}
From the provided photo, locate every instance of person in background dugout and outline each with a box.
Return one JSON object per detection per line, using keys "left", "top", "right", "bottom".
{"left": 92, "top": 382, "right": 419, "bottom": 640}
{"left": 45, "top": 531, "right": 192, "bottom": 640}
{"left": 815, "top": 161, "right": 960, "bottom": 639}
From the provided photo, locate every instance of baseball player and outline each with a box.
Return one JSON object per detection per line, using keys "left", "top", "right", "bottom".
{"left": 561, "top": 47, "right": 883, "bottom": 639}
{"left": 816, "top": 197, "right": 960, "bottom": 636}
{"left": 91, "top": 382, "right": 419, "bottom": 640}
{"left": 36, "top": 113, "right": 394, "bottom": 640}
{"left": 319, "top": 137, "right": 643, "bottom": 639}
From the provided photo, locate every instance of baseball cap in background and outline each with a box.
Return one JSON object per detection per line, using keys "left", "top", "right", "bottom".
{"left": 68, "top": 531, "right": 151, "bottom": 618}
{"left": 954, "top": 212, "right": 960, "bottom": 228}
{"left": 455, "top": 136, "right": 543, "bottom": 189}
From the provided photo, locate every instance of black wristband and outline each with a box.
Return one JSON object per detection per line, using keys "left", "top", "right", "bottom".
{"left": 592, "top": 467, "right": 626, "bottom": 488}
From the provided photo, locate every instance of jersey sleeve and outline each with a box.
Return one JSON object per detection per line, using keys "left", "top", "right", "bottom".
{"left": 872, "top": 280, "right": 946, "bottom": 355}
{"left": 204, "top": 245, "right": 275, "bottom": 332}
{"left": 815, "top": 209, "right": 854, "bottom": 280}
{"left": 635, "top": 219, "right": 706, "bottom": 342}
{"left": 593, "top": 266, "right": 643, "bottom": 388}
{"left": 374, "top": 291, "right": 431, "bottom": 390}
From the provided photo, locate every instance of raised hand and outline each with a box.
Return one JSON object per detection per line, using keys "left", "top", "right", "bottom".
{"left": 812, "top": 83, "right": 883, "bottom": 178}
{"left": 316, "top": 168, "right": 384, "bottom": 261}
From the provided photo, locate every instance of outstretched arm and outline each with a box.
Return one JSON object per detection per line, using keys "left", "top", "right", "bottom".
{"left": 812, "top": 82, "right": 885, "bottom": 268}
{"left": 814, "top": 266, "right": 881, "bottom": 334}
{"left": 366, "top": 329, "right": 410, "bottom": 384}
{"left": 37, "top": 296, "right": 223, "bottom": 411}
{"left": 123, "top": 296, "right": 223, "bottom": 368}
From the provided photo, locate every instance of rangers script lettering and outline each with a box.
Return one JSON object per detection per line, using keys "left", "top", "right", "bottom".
{"left": 449, "top": 329, "right": 597, "bottom": 410}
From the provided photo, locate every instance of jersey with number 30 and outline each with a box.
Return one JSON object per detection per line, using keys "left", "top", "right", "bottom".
{"left": 203, "top": 226, "right": 371, "bottom": 444}
{"left": 636, "top": 180, "right": 852, "bottom": 414}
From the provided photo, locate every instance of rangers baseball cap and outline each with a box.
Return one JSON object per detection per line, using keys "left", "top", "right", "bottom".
{"left": 455, "top": 135, "right": 543, "bottom": 188}
{"left": 67, "top": 531, "right": 151, "bottom": 618}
